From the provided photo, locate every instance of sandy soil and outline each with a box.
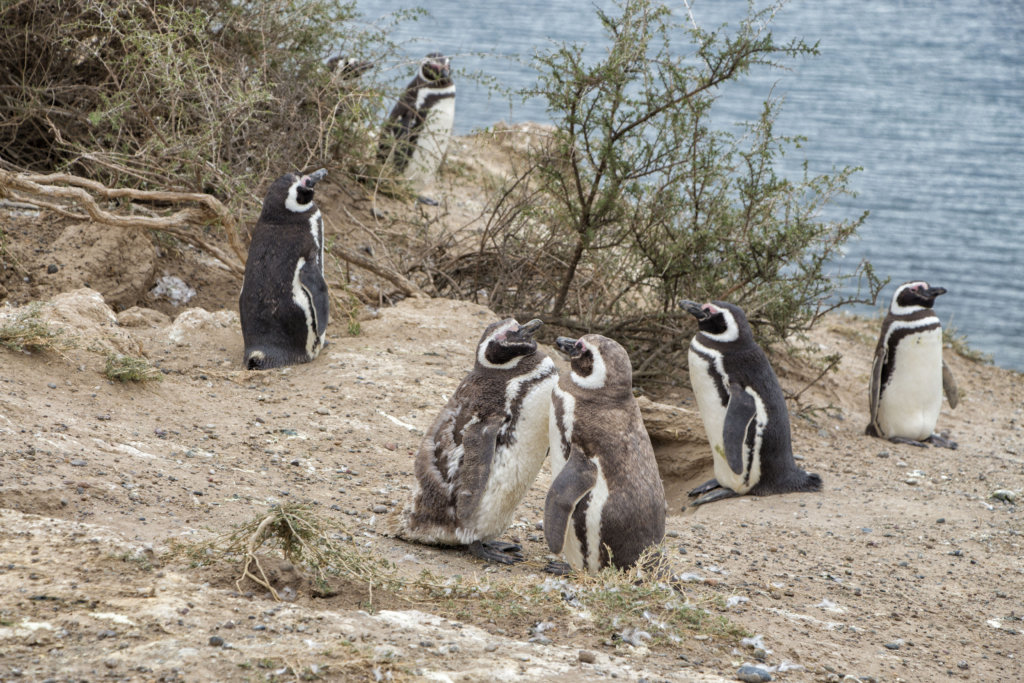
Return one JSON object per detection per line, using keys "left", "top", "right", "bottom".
{"left": 1, "top": 127, "right": 1022, "bottom": 682}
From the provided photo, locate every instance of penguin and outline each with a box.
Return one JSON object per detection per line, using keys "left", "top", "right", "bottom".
{"left": 239, "top": 169, "right": 329, "bottom": 370}
{"left": 397, "top": 317, "right": 558, "bottom": 564}
{"left": 545, "top": 334, "right": 666, "bottom": 573}
{"left": 326, "top": 55, "right": 372, "bottom": 82}
{"left": 378, "top": 53, "right": 455, "bottom": 190}
{"left": 679, "top": 299, "right": 822, "bottom": 506}
{"left": 866, "top": 280, "right": 959, "bottom": 448}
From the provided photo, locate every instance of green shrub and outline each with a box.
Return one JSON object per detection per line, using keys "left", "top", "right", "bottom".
{"left": 452, "top": 0, "right": 884, "bottom": 383}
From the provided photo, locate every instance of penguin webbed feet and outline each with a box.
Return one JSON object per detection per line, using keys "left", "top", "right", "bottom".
{"left": 416, "top": 195, "right": 439, "bottom": 206}
{"left": 687, "top": 486, "right": 740, "bottom": 508}
{"left": 468, "top": 540, "right": 524, "bottom": 565}
{"left": 887, "top": 436, "right": 930, "bottom": 448}
{"left": 542, "top": 560, "right": 573, "bottom": 576}
{"left": 925, "top": 433, "right": 958, "bottom": 450}
{"left": 687, "top": 477, "right": 721, "bottom": 498}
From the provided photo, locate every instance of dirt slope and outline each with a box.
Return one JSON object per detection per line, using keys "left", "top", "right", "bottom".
{"left": 1, "top": 127, "right": 1022, "bottom": 682}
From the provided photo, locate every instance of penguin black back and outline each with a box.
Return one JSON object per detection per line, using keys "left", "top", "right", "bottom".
{"left": 239, "top": 169, "right": 329, "bottom": 370}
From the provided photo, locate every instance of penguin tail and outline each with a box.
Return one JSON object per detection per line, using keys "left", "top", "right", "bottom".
{"left": 245, "top": 349, "right": 268, "bottom": 370}
{"left": 802, "top": 471, "right": 824, "bottom": 492}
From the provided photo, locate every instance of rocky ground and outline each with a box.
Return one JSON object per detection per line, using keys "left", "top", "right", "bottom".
{"left": 1, "top": 128, "right": 1022, "bottom": 682}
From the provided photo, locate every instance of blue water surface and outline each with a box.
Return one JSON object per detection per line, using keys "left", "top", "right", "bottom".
{"left": 356, "top": 0, "right": 1024, "bottom": 370}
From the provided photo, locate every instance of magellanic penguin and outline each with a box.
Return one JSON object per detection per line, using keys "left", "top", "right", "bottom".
{"left": 378, "top": 53, "right": 455, "bottom": 189}
{"left": 545, "top": 335, "right": 666, "bottom": 573}
{"left": 397, "top": 318, "right": 558, "bottom": 564}
{"left": 679, "top": 299, "right": 822, "bottom": 506}
{"left": 866, "top": 281, "right": 959, "bottom": 449}
{"left": 239, "top": 169, "right": 329, "bottom": 370}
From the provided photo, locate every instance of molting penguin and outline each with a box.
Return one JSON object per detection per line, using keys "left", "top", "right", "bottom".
{"left": 378, "top": 53, "right": 455, "bottom": 189}
{"left": 679, "top": 299, "right": 822, "bottom": 506}
{"left": 239, "top": 169, "right": 328, "bottom": 370}
{"left": 545, "top": 335, "right": 666, "bottom": 573}
{"left": 866, "top": 280, "right": 959, "bottom": 448}
{"left": 397, "top": 318, "right": 558, "bottom": 564}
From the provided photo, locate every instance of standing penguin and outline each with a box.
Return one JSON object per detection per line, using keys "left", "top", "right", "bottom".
{"left": 866, "top": 281, "right": 959, "bottom": 448}
{"left": 679, "top": 299, "right": 822, "bottom": 506}
{"left": 397, "top": 318, "right": 558, "bottom": 564}
{"left": 545, "top": 335, "right": 666, "bottom": 573}
{"left": 239, "top": 169, "right": 328, "bottom": 370}
{"left": 378, "top": 53, "right": 455, "bottom": 189}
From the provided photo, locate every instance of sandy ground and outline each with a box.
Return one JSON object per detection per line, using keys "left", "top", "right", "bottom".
{"left": 1, "top": 128, "right": 1022, "bottom": 682}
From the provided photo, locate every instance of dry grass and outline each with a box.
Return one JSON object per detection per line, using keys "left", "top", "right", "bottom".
{"left": 104, "top": 352, "right": 163, "bottom": 383}
{"left": 0, "top": 302, "right": 76, "bottom": 354}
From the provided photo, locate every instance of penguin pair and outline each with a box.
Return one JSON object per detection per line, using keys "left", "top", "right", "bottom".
{"left": 398, "top": 321, "right": 666, "bottom": 572}
{"left": 239, "top": 169, "right": 329, "bottom": 370}
{"left": 680, "top": 299, "right": 822, "bottom": 507}
{"left": 866, "top": 281, "right": 959, "bottom": 448}
{"left": 379, "top": 53, "right": 456, "bottom": 193}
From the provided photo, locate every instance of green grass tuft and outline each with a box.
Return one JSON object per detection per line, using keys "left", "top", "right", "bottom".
{"left": 104, "top": 352, "right": 163, "bottom": 382}
{"left": 0, "top": 302, "right": 76, "bottom": 354}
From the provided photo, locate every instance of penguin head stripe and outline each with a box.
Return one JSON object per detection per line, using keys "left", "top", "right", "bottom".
{"left": 557, "top": 334, "right": 633, "bottom": 392}
{"left": 283, "top": 169, "right": 327, "bottom": 213}
{"left": 890, "top": 280, "right": 946, "bottom": 316}
{"left": 419, "top": 53, "right": 451, "bottom": 83}
{"left": 680, "top": 299, "right": 754, "bottom": 346}
{"left": 477, "top": 318, "right": 542, "bottom": 369}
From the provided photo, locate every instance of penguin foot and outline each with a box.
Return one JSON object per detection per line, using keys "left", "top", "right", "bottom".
{"left": 687, "top": 478, "right": 721, "bottom": 497}
{"left": 926, "top": 433, "right": 958, "bottom": 450}
{"left": 888, "top": 436, "right": 930, "bottom": 448}
{"left": 689, "top": 486, "right": 740, "bottom": 507}
{"left": 416, "top": 195, "right": 439, "bottom": 206}
{"left": 468, "top": 540, "right": 524, "bottom": 565}
{"left": 542, "top": 560, "right": 573, "bottom": 576}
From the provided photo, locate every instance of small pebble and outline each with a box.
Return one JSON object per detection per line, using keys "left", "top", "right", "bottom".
{"left": 208, "top": 635, "right": 224, "bottom": 647}
{"left": 883, "top": 641, "right": 901, "bottom": 650}
{"left": 48, "top": 382, "right": 57, "bottom": 389}
{"left": 579, "top": 650, "right": 597, "bottom": 664}
{"left": 991, "top": 489, "right": 1016, "bottom": 503}
{"left": 957, "top": 661, "right": 969, "bottom": 670}
{"left": 47, "top": 264, "right": 59, "bottom": 274}
{"left": 70, "top": 459, "right": 87, "bottom": 467}
{"left": 372, "top": 504, "right": 388, "bottom": 514}
{"left": 735, "top": 664, "right": 772, "bottom": 682}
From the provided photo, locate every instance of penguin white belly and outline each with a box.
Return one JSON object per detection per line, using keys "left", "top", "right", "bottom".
{"left": 689, "top": 347, "right": 745, "bottom": 492}
{"left": 405, "top": 94, "right": 455, "bottom": 186}
{"left": 464, "top": 369, "right": 557, "bottom": 541}
{"left": 878, "top": 328, "right": 943, "bottom": 440}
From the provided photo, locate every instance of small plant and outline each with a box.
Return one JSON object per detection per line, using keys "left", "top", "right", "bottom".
{"left": 0, "top": 302, "right": 76, "bottom": 354}
{"left": 218, "top": 503, "right": 398, "bottom": 601}
{"left": 944, "top": 320, "right": 993, "bottom": 365}
{"left": 104, "top": 352, "right": 163, "bottom": 382}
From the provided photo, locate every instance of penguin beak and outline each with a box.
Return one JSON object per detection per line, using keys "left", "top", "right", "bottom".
{"left": 555, "top": 336, "right": 580, "bottom": 357}
{"left": 518, "top": 319, "right": 543, "bottom": 337}
{"left": 925, "top": 286, "right": 947, "bottom": 299}
{"left": 679, "top": 299, "right": 710, "bottom": 321}
{"left": 303, "top": 168, "right": 328, "bottom": 188}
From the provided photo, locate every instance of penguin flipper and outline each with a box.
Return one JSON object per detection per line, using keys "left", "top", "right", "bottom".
{"left": 942, "top": 360, "right": 959, "bottom": 409}
{"left": 298, "top": 259, "right": 329, "bottom": 340}
{"left": 453, "top": 416, "right": 502, "bottom": 529}
{"left": 543, "top": 445, "right": 597, "bottom": 555}
{"left": 722, "top": 382, "right": 757, "bottom": 476}
{"left": 867, "top": 342, "right": 886, "bottom": 435}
